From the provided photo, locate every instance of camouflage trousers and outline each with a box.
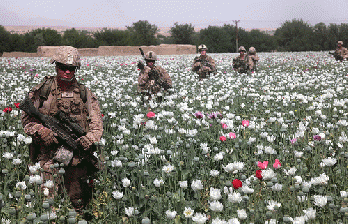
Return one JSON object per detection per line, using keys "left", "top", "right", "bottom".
{"left": 40, "top": 159, "right": 94, "bottom": 212}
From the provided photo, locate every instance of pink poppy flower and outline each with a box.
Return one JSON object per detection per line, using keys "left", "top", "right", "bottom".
{"left": 194, "top": 111, "right": 203, "bottom": 119}
{"left": 273, "top": 159, "right": 281, "bottom": 169}
{"left": 242, "top": 120, "right": 249, "bottom": 127}
{"left": 290, "top": 138, "right": 297, "bottom": 145}
{"left": 219, "top": 136, "right": 227, "bottom": 141}
{"left": 257, "top": 161, "right": 268, "bottom": 169}
{"left": 313, "top": 135, "right": 321, "bottom": 141}
{"left": 222, "top": 123, "right": 228, "bottom": 129}
{"left": 229, "top": 132, "right": 236, "bottom": 139}
{"left": 146, "top": 112, "right": 156, "bottom": 118}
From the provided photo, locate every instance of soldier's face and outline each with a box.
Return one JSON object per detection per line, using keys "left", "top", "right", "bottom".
{"left": 338, "top": 43, "right": 342, "bottom": 48}
{"left": 56, "top": 63, "right": 76, "bottom": 81}
{"left": 146, "top": 60, "right": 155, "bottom": 68}
{"left": 240, "top": 51, "right": 245, "bottom": 56}
{"left": 200, "top": 50, "right": 206, "bottom": 56}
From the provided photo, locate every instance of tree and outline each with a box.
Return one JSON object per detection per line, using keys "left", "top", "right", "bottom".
{"left": 246, "top": 29, "right": 277, "bottom": 52}
{"left": 30, "top": 28, "right": 62, "bottom": 46}
{"left": 313, "top": 22, "right": 330, "bottom": 51}
{"left": 170, "top": 23, "right": 195, "bottom": 44}
{"left": 62, "top": 28, "right": 97, "bottom": 48}
{"left": 126, "top": 20, "right": 158, "bottom": 46}
{"left": 8, "top": 33, "right": 25, "bottom": 52}
{"left": 199, "top": 26, "right": 232, "bottom": 53}
{"left": 274, "top": 19, "right": 314, "bottom": 51}
{"left": 0, "top": 25, "right": 11, "bottom": 54}
{"left": 157, "top": 34, "right": 173, "bottom": 44}
{"left": 94, "top": 28, "right": 132, "bottom": 46}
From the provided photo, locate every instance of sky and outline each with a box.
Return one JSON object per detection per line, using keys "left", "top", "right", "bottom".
{"left": 1, "top": 0, "right": 348, "bottom": 30}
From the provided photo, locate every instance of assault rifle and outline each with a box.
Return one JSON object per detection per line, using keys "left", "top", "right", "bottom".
{"left": 19, "top": 97, "right": 97, "bottom": 165}
{"left": 193, "top": 57, "right": 215, "bottom": 72}
{"left": 137, "top": 47, "right": 146, "bottom": 70}
{"left": 329, "top": 51, "right": 344, "bottom": 61}
{"left": 137, "top": 48, "right": 171, "bottom": 93}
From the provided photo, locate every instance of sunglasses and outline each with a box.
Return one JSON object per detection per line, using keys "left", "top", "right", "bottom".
{"left": 57, "top": 63, "right": 77, "bottom": 72}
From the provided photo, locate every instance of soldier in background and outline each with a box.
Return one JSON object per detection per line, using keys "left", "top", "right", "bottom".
{"left": 233, "top": 46, "right": 249, "bottom": 73}
{"left": 21, "top": 46, "right": 103, "bottom": 219}
{"left": 331, "top": 41, "right": 348, "bottom": 61}
{"left": 192, "top": 44, "right": 216, "bottom": 80}
{"left": 247, "top": 46, "right": 259, "bottom": 72}
{"left": 138, "top": 51, "right": 172, "bottom": 101}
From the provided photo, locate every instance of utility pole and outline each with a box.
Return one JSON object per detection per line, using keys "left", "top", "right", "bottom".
{"left": 233, "top": 20, "right": 240, "bottom": 53}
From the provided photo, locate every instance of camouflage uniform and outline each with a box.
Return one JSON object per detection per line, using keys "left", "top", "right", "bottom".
{"left": 192, "top": 44, "right": 216, "bottom": 80}
{"left": 247, "top": 47, "right": 259, "bottom": 72}
{"left": 192, "top": 55, "right": 216, "bottom": 79}
{"left": 334, "top": 41, "right": 348, "bottom": 61}
{"left": 138, "top": 66, "right": 172, "bottom": 94}
{"left": 138, "top": 51, "right": 172, "bottom": 100}
{"left": 21, "top": 46, "right": 103, "bottom": 214}
{"left": 233, "top": 56, "right": 249, "bottom": 73}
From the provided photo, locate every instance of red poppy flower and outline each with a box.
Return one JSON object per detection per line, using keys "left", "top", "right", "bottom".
{"left": 3, "top": 107, "right": 12, "bottom": 113}
{"left": 14, "top": 103, "right": 20, "bottom": 109}
{"left": 219, "top": 136, "right": 227, "bottom": 141}
{"left": 146, "top": 112, "right": 156, "bottom": 118}
{"left": 232, "top": 179, "right": 242, "bottom": 189}
{"left": 256, "top": 170, "right": 263, "bottom": 180}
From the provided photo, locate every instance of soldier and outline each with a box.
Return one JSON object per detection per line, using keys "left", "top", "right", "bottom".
{"left": 192, "top": 44, "right": 216, "bottom": 80}
{"left": 233, "top": 46, "right": 249, "bottom": 73}
{"left": 138, "top": 51, "right": 172, "bottom": 101}
{"left": 21, "top": 46, "right": 103, "bottom": 218}
{"left": 247, "top": 46, "right": 259, "bottom": 72}
{"left": 332, "top": 41, "right": 348, "bottom": 61}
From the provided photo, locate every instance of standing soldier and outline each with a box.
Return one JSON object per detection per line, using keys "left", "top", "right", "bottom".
{"left": 21, "top": 46, "right": 103, "bottom": 219}
{"left": 247, "top": 46, "right": 259, "bottom": 72}
{"left": 138, "top": 51, "right": 172, "bottom": 101}
{"left": 330, "top": 41, "right": 348, "bottom": 61}
{"left": 233, "top": 46, "right": 249, "bottom": 73}
{"left": 192, "top": 44, "right": 216, "bottom": 80}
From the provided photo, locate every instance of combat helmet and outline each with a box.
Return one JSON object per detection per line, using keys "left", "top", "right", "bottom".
{"left": 50, "top": 46, "right": 81, "bottom": 68}
{"left": 198, "top": 44, "right": 208, "bottom": 52}
{"left": 239, "top": 46, "right": 246, "bottom": 52}
{"left": 249, "top": 47, "right": 256, "bottom": 54}
{"left": 145, "top": 51, "right": 157, "bottom": 61}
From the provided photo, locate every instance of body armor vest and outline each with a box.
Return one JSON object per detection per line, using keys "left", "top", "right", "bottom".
{"left": 37, "top": 77, "right": 89, "bottom": 133}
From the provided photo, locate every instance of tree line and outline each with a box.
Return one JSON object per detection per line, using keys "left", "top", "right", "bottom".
{"left": 0, "top": 19, "right": 346, "bottom": 54}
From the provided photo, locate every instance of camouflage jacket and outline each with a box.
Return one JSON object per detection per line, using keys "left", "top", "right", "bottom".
{"left": 247, "top": 54, "right": 259, "bottom": 72}
{"left": 138, "top": 65, "right": 172, "bottom": 94}
{"left": 192, "top": 55, "right": 216, "bottom": 78}
{"left": 233, "top": 55, "right": 249, "bottom": 73}
{"left": 334, "top": 47, "right": 348, "bottom": 61}
{"left": 21, "top": 76, "right": 103, "bottom": 164}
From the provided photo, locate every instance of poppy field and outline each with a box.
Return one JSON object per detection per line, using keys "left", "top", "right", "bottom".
{"left": 1, "top": 52, "right": 348, "bottom": 223}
